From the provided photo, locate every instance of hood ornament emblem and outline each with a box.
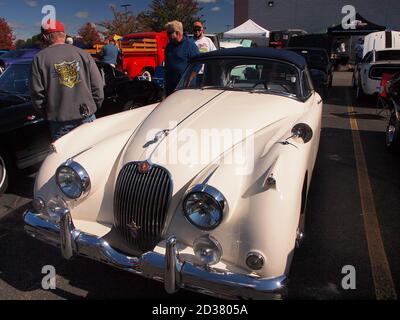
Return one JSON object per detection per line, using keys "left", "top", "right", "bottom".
{"left": 138, "top": 161, "right": 151, "bottom": 174}
{"left": 143, "top": 129, "right": 170, "bottom": 148}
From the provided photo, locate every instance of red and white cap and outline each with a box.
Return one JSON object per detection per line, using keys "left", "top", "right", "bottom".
{"left": 41, "top": 20, "right": 65, "bottom": 35}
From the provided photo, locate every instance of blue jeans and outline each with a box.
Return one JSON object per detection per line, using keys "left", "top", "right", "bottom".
{"left": 49, "top": 114, "right": 96, "bottom": 141}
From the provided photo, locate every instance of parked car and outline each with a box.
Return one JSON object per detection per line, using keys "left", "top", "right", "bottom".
{"left": 219, "top": 41, "right": 243, "bottom": 49}
{"left": 269, "top": 29, "right": 308, "bottom": 49}
{"left": 95, "top": 61, "right": 163, "bottom": 116}
{"left": 86, "top": 32, "right": 168, "bottom": 82}
{"left": 24, "top": 48, "right": 322, "bottom": 299}
{"left": 362, "top": 30, "right": 400, "bottom": 59}
{"left": 353, "top": 49, "right": 400, "bottom": 100}
{"left": 0, "top": 61, "right": 49, "bottom": 193}
{"left": 0, "top": 49, "right": 40, "bottom": 74}
{"left": 287, "top": 33, "right": 343, "bottom": 68}
{"left": 0, "top": 60, "right": 163, "bottom": 194}
{"left": 286, "top": 47, "right": 334, "bottom": 98}
{"left": 219, "top": 38, "right": 253, "bottom": 49}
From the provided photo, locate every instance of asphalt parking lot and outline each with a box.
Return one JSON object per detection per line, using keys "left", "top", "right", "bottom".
{"left": 0, "top": 71, "right": 399, "bottom": 300}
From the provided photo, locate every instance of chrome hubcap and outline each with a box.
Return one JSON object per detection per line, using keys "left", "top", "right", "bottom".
{"left": 141, "top": 71, "right": 152, "bottom": 81}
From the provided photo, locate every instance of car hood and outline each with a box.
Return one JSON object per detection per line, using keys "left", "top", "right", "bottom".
{"left": 119, "top": 89, "right": 305, "bottom": 190}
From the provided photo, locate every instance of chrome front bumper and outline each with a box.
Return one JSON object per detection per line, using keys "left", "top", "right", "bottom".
{"left": 24, "top": 209, "right": 287, "bottom": 300}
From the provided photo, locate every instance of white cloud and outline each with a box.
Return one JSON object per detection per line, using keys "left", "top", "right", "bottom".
{"left": 75, "top": 11, "right": 89, "bottom": 19}
{"left": 9, "top": 22, "right": 25, "bottom": 29}
{"left": 211, "top": 6, "right": 221, "bottom": 11}
{"left": 24, "top": 0, "right": 38, "bottom": 7}
{"left": 198, "top": 0, "right": 217, "bottom": 3}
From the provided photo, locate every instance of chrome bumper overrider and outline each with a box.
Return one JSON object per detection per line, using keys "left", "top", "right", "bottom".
{"left": 24, "top": 209, "right": 287, "bottom": 299}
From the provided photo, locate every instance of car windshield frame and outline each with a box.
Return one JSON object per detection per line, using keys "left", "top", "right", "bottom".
{"left": 176, "top": 57, "right": 303, "bottom": 100}
{"left": 0, "top": 63, "right": 31, "bottom": 96}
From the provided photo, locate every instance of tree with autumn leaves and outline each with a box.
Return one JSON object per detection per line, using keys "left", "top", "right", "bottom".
{"left": 0, "top": 17, "right": 15, "bottom": 50}
{"left": 77, "top": 22, "right": 101, "bottom": 48}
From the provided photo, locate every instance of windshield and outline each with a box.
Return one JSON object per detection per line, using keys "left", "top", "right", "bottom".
{"left": 0, "top": 63, "right": 31, "bottom": 95}
{"left": 376, "top": 50, "right": 400, "bottom": 61}
{"left": 177, "top": 58, "right": 300, "bottom": 98}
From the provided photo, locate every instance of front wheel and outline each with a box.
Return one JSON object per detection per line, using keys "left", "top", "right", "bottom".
{"left": 386, "top": 112, "right": 400, "bottom": 153}
{"left": 0, "top": 149, "right": 11, "bottom": 194}
{"left": 140, "top": 69, "right": 153, "bottom": 82}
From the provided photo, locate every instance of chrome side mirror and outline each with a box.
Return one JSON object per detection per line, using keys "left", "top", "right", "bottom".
{"left": 291, "top": 123, "right": 313, "bottom": 144}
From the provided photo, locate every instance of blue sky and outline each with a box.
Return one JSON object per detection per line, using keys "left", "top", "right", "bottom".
{"left": 1, "top": 0, "right": 234, "bottom": 40}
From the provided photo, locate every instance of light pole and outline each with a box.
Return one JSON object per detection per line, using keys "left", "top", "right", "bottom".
{"left": 121, "top": 4, "right": 132, "bottom": 22}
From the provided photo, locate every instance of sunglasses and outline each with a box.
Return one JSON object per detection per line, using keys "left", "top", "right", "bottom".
{"left": 167, "top": 30, "right": 177, "bottom": 35}
{"left": 193, "top": 27, "right": 203, "bottom": 31}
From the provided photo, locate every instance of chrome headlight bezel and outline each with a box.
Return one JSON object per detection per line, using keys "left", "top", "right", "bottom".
{"left": 56, "top": 159, "right": 91, "bottom": 200}
{"left": 182, "top": 184, "right": 227, "bottom": 231}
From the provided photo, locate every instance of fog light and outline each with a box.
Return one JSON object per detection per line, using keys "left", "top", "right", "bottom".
{"left": 32, "top": 197, "right": 45, "bottom": 213}
{"left": 44, "top": 196, "right": 69, "bottom": 223}
{"left": 246, "top": 252, "right": 265, "bottom": 270}
{"left": 193, "top": 235, "right": 222, "bottom": 266}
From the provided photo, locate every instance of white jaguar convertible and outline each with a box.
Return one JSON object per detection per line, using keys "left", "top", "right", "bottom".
{"left": 24, "top": 48, "right": 322, "bottom": 299}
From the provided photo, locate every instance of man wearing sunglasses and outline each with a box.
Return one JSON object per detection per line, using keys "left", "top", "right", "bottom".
{"left": 164, "top": 20, "right": 200, "bottom": 96}
{"left": 192, "top": 21, "right": 216, "bottom": 54}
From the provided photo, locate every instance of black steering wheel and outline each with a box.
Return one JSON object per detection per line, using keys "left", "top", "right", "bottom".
{"left": 251, "top": 80, "right": 269, "bottom": 90}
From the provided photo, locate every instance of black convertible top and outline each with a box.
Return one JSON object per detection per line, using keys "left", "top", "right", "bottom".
{"left": 191, "top": 47, "right": 307, "bottom": 69}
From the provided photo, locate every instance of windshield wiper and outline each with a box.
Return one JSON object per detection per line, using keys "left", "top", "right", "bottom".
{"left": 0, "top": 89, "right": 29, "bottom": 102}
{"left": 249, "top": 88, "right": 297, "bottom": 98}
{"left": 200, "top": 86, "right": 227, "bottom": 90}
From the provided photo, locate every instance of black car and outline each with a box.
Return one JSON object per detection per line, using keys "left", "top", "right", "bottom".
{"left": 0, "top": 60, "right": 163, "bottom": 193}
{"left": 286, "top": 47, "right": 334, "bottom": 98}
{"left": 269, "top": 29, "right": 308, "bottom": 49}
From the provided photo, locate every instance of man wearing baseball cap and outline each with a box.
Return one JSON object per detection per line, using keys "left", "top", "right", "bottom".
{"left": 30, "top": 19, "right": 104, "bottom": 140}
{"left": 192, "top": 21, "right": 216, "bottom": 54}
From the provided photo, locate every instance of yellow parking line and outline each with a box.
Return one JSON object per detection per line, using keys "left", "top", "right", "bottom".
{"left": 347, "top": 94, "right": 397, "bottom": 300}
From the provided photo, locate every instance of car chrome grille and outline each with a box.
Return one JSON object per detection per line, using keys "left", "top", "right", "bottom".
{"left": 114, "top": 162, "right": 172, "bottom": 253}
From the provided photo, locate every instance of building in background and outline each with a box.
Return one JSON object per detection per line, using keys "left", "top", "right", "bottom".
{"left": 235, "top": 0, "right": 400, "bottom": 33}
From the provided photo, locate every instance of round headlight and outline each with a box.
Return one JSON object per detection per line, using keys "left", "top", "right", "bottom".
{"left": 183, "top": 185, "right": 227, "bottom": 230}
{"left": 56, "top": 160, "right": 90, "bottom": 199}
{"left": 45, "top": 196, "right": 68, "bottom": 223}
{"left": 193, "top": 235, "right": 222, "bottom": 266}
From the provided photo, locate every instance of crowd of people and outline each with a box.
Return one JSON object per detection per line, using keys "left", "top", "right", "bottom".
{"left": 29, "top": 19, "right": 217, "bottom": 141}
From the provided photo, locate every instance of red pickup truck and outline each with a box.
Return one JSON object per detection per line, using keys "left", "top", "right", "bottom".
{"left": 87, "top": 32, "right": 168, "bottom": 81}
{"left": 118, "top": 31, "right": 168, "bottom": 81}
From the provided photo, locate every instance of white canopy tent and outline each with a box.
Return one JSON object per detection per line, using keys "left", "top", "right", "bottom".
{"left": 223, "top": 19, "right": 270, "bottom": 47}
